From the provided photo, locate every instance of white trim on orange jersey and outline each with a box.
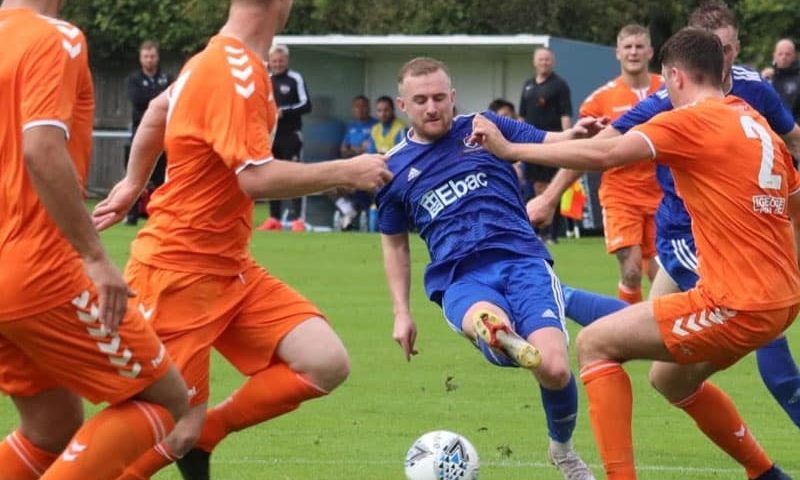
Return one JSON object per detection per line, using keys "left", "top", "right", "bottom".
{"left": 630, "top": 130, "right": 656, "bottom": 159}
{"left": 22, "top": 119, "right": 70, "bottom": 140}
{"left": 235, "top": 157, "right": 274, "bottom": 175}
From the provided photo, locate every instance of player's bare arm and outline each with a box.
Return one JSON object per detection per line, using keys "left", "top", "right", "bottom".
{"left": 780, "top": 125, "right": 800, "bottom": 160}
{"left": 560, "top": 114, "right": 573, "bottom": 132}
{"left": 24, "top": 126, "right": 133, "bottom": 333}
{"left": 527, "top": 125, "right": 621, "bottom": 226}
{"left": 381, "top": 232, "right": 418, "bottom": 361}
{"left": 788, "top": 190, "right": 800, "bottom": 268}
{"left": 93, "top": 91, "right": 169, "bottom": 231}
{"left": 542, "top": 116, "right": 608, "bottom": 143}
{"left": 472, "top": 114, "right": 649, "bottom": 171}
{"left": 237, "top": 153, "right": 392, "bottom": 200}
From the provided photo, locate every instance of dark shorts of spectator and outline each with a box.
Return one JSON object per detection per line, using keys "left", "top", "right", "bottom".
{"left": 525, "top": 165, "right": 559, "bottom": 184}
{"left": 273, "top": 131, "right": 303, "bottom": 161}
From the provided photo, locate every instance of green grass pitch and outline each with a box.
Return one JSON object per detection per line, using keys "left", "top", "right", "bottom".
{"left": 3, "top": 227, "right": 797, "bottom": 479}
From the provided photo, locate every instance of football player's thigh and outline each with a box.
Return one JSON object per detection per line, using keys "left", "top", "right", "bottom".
{"left": 653, "top": 290, "right": 796, "bottom": 369}
{"left": 0, "top": 333, "right": 59, "bottom": 399}
{"left": 604, "top": 205, "right": 642, "bottom": 255}
{"left": 214, "top": 266, "right": 323, "bottom": 375}
{"left": 0, "top": 289, "right": 170, "bottom": 405}
{"left": 505, "top": 257, "right": 568, "bottom": 360}
{"left": 126, "top": 260, "right": 238, "bottom": 406}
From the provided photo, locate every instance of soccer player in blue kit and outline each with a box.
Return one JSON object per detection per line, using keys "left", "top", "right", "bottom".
{"left": 527, "top": 1, "right": 800, "bottom": 429}
{"left": 377, "top": 57, "right": 611, "bottom": 480}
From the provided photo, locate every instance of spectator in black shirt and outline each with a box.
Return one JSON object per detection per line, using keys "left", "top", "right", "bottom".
{"left": 763, "top": 39, "right": 800, "bottom": 121}
{"left": 259, "top": 43, "right": 313, "bottom": 231}
{"left": 125, "top": 40, "right": 173, "bottom": 225}
{"left": 519, "top": 47, "right": 572, "bottom": 243}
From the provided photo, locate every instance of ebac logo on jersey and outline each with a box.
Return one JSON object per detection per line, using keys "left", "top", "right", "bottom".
{"left": 420, "top": 172, "right": 488, "bottom": 219}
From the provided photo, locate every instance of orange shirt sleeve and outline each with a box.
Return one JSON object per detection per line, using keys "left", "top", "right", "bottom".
{"left": 630, "top": 109, "right": 702, "bottom": 171}
{"left": 68, "top": 64, "right": 95, "bottom": 185}
{"left": 579, "top": 90, "right": 604, "bottom": 119}
{"left": 20, "top": 27, "right": 86, "bottom": 137}
{"left": 202, "top": 68, "right": 274, "bottom": 173}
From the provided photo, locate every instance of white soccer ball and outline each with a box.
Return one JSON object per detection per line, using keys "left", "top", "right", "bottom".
{"left": 404, "top": 430, "right": 480, "bottom": 480}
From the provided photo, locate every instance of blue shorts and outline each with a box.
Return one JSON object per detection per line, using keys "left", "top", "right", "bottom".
{"left": 441, "top": 252, "right": 567, "bottom": 343}
{"left": 655, "top": 234, "right": 699, "bottom": 292}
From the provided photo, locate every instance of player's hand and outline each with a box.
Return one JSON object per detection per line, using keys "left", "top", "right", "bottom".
{"left": 469, "top": 114, "right": 513, "bottom": 159}
{"left": 571, "top": 116, "right": 609, "bottom": 139}
{"left": 393, "top": 312, "right": 419, "bottom": 362}
{"left": 93, "top": 178, "right": 142, "bottom": 231}
{"left": 345, "top": 154, "right": 393, "bottom": 191}
{"left": 82, "top": 255, "right": 136, "bottom": 335}
{"left": 527, "top": 194, "right": 557, "bottom": 228}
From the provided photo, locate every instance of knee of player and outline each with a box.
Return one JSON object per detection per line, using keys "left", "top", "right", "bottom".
{"left": 647, "top": 364, "right": 680, "bottom": 399}
{"left": 536, "top": 358, "right": 572, "bottom": 390}
{"left": 620, "top": 267, "right": 642, "bottom": 288}
{"left": 575, "top": 328, "right": 605, "bottom": 367}
{"left": 647, "top": 366, "right": 664, "bottom": 393}
{"left": 18, "top": 393, "right": 84, "bottom": 452}
{"left": 170, "top": 417, "right": 205, "bottom": 455}
{"left": 308, "top": 348, "right": 351, "bottom": 392}
{"left": 36, "top": 410, "right": 84, "bottom": 451}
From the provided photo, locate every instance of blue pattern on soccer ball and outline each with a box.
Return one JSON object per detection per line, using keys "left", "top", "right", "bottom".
{"left": 437, "top": 439, "right": 469, "bottom": 479}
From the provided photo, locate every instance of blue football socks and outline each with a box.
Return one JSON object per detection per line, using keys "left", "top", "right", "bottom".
{"left": 540, "top": 374, "right": 579, "bottom": 443}
{"left": 562, "top": 284, "right": 628, "bottom": 327}
{"left": 756, "top": 336, "right": 800, "bottom": 428}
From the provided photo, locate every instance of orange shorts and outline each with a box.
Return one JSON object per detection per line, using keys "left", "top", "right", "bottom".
{"left": 602, "top": 203, "right": 657, "bottom": 257}
{"left": 0, "top": 289, "right": 171, "bottom": 404}
{"left": 125, "top": 258, "right": 322, "bottom": 406}
{"left": 653, "top": 289, "right": 799, "bottom": 369}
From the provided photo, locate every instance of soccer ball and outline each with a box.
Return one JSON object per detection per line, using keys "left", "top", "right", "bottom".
{"left": 404, "top": 430, "right": 480, "bottom": 480}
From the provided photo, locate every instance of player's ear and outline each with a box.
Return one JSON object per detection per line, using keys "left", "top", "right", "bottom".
{"left": 396, "top": 96, "right": 406, "bottom": 113}
{"left": 674, "top": 68, "right": 687, "bottom": 90}
{"left": 450, "top": 89, "right": 456, "bottom": 104}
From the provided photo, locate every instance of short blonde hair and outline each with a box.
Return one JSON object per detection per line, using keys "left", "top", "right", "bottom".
{"left": 269, "top": 43, "right": 289, "bottom": 56}
{"left": 397, "top": 57, "right": 450, "bottom": 84}
{"left": 617, "top": 24, "right": 650, "bottom": 44}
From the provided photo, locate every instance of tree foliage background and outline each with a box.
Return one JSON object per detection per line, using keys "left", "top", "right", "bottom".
{"left": 64, "top": 0, "right": 800, "bottom": 67}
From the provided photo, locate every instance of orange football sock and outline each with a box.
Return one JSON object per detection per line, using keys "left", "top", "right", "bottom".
{"left": 0, "top": 430, "right": 59, "bottom": 480}
{"left": 195, "top": 362, "right": 326, "bottom": 453}
{"left": 617, "top": 283, "right": 642, "bottom": 304}
{"left": 580, "top": 360, "right": 636, "bottom": 480}
{"left": 674, "top": 382, "right": 772, "bottom": 479}
{"left": 116, "top": 442, "right": 179, "bottom": 480}
{"left": 40, "top": 401, "right": 174, "bottom": 480}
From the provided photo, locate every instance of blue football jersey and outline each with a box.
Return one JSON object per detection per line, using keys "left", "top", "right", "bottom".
{"left": 376, "top": 112, "right": 551, "bottom": 303}
{"left": 613, "top": 65, "right": 796, "bottom": 238}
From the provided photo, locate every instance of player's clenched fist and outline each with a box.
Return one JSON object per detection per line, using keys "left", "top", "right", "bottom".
{"left": 469, "top": 114, "right": 513, "bottom": 160}
{"left": 526, "top": 195, "right": 557, "bottom": 228}
{"left": 344, "top": 153, "right": 393, "bottom": 191}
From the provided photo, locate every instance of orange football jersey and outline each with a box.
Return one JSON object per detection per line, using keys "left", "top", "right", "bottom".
{"left": 633, "top": 96, "right": 800, "bottom": 310}
{"left": 70, "top": 57, "right": 95, "bottom": 187}
{"left": 0, "top": 10, "right": 92, "bottom": 320}
{"left": 130, "top": 36, "right": 276, "bottom": 276}
{"left": 581, "top": 74, "right": 662, "bottom": 208}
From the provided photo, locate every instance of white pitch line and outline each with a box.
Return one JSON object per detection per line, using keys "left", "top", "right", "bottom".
{"left": 211, "top": 457, "right": 769, "bottom": 474}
